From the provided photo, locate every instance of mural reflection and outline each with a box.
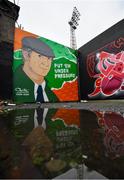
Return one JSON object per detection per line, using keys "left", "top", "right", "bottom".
{"left": 0, "top": 108, "right": 124, "bottom": 179}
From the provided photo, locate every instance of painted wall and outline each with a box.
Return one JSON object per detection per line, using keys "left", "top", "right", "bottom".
{"left": 78, "top": 19, "right": 124, "bottom": 100}
{"left": 13, "top": 28, "right": 79, "bottom": 103}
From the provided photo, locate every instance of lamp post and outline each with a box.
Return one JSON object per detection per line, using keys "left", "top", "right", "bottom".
{"left": 68, "top": 7, "right": 81, "bottom": 49}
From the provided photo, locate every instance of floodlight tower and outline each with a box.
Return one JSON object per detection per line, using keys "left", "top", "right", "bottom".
{"left": 68, "top": 7, "right": 81, "bottom": 49}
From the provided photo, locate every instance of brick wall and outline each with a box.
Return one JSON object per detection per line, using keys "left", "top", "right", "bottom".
{"left": 0, "top": 0, "right": 20, "bottom": 100}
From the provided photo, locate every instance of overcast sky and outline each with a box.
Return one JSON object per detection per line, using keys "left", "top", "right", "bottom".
{"left": 10, "top": 0, "right": 124, "bottom": 48}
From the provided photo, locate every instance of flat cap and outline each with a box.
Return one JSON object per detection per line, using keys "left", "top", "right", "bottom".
{"left": 22, "top": 36, "right": 55, "bottom": 58}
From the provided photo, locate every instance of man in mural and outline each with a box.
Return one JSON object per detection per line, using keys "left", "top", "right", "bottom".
{"left": 14, "top": 37, "right": 59, "bottom": 103}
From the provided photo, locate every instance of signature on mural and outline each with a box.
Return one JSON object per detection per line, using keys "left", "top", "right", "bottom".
{"left": 88, "top": 51, "right": 124, "bottom": 97}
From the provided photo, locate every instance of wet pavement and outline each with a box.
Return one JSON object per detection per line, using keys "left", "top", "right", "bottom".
{"left": 3, "top": 99, "right": 124, "bottom": 112}
{"left": 0, "top": 100, "right": 124, "bottom": 179}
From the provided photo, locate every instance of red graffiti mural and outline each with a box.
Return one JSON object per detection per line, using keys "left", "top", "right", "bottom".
{"left": 88, "top": 51, "right": 124, "bottom": 97}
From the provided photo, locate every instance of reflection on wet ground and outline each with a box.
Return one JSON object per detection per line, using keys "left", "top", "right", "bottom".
{"left": 0, "top": 107, "right": 124, "bottom": 179}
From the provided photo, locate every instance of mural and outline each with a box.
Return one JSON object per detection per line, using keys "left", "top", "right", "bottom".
{"left": 78, "top": 19, "right": 124, "bottom": 100}
{"left": 13, "top": 28, "right": 79, "bottom": 103}
{"left": 88, "top": 50, "right": 124, "bottom": 97}
{"left": 86, "top": 37, "right": 124, "bottom": 99}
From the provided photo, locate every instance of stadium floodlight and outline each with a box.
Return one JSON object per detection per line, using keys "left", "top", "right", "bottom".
{"left": 68, "top": 7, "right": 81, "bottom": 49}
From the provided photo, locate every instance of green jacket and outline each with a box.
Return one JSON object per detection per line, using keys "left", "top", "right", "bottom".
{"left": 13, "top": 66, "right": 59, "bottom": 103}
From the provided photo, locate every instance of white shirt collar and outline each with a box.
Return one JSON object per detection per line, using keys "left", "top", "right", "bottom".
{"left": 34, "top": 81, "right": 45, "bottom": 95}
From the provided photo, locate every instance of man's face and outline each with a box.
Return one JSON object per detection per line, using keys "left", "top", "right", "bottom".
{"left": 28, "top": 51, "right": 52, "bottom": 77}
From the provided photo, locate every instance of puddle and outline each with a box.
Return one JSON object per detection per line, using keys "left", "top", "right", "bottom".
{"left": 0, "top": 108, "right": 124, "bottom": 179}
{"left": 80, "top": 110, "right": 124, "bottom": 179}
